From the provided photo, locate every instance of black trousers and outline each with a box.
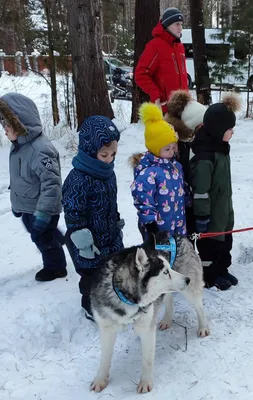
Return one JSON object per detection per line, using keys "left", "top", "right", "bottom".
{"left": 22, "top": 213, "right": 66, "bottom": 271}
{"left": 78, "top": 269, "right": 98, "bottom": 313}
{"left": 185, "top": 206, "right": 195, "bottom": 236}
{"left": 197, "top": 234, "right": 233, "bottom": 286}
{"left": 65, "top": 230, "right": 97, "bottom": 313}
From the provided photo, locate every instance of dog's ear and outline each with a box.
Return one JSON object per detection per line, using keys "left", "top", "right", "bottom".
{"left": 135, "top": 248, "right": 149, "bottom": 273}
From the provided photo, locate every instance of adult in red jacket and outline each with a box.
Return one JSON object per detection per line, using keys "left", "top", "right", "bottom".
{"left": 135, "top": 8, "right": 188, "bottom": 114}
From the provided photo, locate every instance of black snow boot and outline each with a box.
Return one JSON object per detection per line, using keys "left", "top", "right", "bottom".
{"left": 214, "top": 276, "right": 232, "bottom": 291}
{"left": 35, "top": 268, "right": 67, "bottom": 282}
{"left": 222, "top": 272, "right": 238, "bottom": 286}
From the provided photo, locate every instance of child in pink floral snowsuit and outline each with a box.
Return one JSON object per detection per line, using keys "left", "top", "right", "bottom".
{"left": 130, "top": 103, "right": 186, "bottom": 240}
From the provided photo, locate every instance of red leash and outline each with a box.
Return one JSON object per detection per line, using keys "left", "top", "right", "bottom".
{"left": 192, "top": 226, "right": 253, "bottom": 240}
{"left": 189, "top": 226, "right": 253, "bottom": 255}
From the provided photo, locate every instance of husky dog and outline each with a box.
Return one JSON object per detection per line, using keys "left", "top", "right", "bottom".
{"left": 156, "top": 232, "right": 210, "bottom": 338}
{"left": 90, "top": 235, "right": 190, "bottom": 394}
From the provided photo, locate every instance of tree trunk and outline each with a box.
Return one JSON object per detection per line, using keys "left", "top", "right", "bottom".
{"left": 226, "top": 0, "right": 233, "bottom": 26}
{"left": 0, "top": 0, "right": 20, "bottom": 54}
{"left": 44, "top": 0, "right": 60, "bottom": 126}
{"left": 66, "top": 0, "right": 114, "bottom": 129}
{"left": 131, "top": 0, "right": 160, "bottom": 122}
{"left": 189, "top": 0, "right": 212, "bottom": 105}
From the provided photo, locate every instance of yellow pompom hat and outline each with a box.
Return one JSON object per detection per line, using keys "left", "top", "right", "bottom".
{"left": 139, "top": 102, "right": 178, "bottom": 157}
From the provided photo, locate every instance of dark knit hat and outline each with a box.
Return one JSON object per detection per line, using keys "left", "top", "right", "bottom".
{"left": 203, "top": 93, "right": 241, "bottom": 141}
{"left": 78, "top": 116, "right": 120, "bottom": 157}
{"left": 161, "top": 8, "right": 184, "bottom": 29}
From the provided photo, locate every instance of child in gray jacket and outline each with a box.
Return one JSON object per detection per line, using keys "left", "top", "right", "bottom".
{"left": 0, "top": 93, "right": 66, "bottom": 281}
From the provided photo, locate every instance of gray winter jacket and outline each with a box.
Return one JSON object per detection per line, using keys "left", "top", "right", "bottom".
{"left": 0, "top": 93, "right": 62, "bottom": 215}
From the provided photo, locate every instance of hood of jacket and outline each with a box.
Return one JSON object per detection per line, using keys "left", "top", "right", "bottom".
{"left": 0, "top": 93, "right": 42, "bottom": 144}
{"left": 152, "top": 21, "right": 180, "bottom": 45}
{"left": 130, "top": 151, "right": 178, "bottom": 177}
{"left": 128, "top": 152, "right": 144, "bottom": 169}
{"left": 78, "top": 115, "right": 120, "bottom": 157}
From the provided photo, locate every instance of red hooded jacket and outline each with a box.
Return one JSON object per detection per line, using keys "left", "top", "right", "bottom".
{"left": 135, "top": 22, "right": 188, "bottom": 112}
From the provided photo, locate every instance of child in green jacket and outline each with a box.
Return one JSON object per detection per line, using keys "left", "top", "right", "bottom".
{"left": 190, "top": 93, "right": 241, "bottom": 291}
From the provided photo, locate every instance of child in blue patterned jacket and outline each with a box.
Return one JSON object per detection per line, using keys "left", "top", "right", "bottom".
{"left": 62, "top": 116, "right": 124, "bottom": 320}
{"left": 130, "top": 103, "right": 187, "bottom": 240}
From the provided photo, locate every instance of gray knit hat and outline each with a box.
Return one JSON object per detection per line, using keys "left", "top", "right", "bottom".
{"left": 161, "top": 8, "right": 184, "bottom": 29}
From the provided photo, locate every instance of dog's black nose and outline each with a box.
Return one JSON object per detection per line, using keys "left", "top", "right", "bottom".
{"left": 185, "top": 277, "right": 191, "bottom": 285}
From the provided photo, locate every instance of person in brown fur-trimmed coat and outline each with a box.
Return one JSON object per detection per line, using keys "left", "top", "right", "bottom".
{"left": 165, "top": 90, "right": 207, "bottom": 184}
{"left": 165, "top": 90, "right": 207, "bottom": 234}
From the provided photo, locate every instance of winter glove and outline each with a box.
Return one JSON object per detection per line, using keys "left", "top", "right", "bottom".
{"left": 117, "top": 218, "right": 125, "bottom": 231}
{"left": 70, "top": 228, "right": 100, "bottom": 259}
{"left": 33, "top": 211, "right": 51, "bottom": 232}
{"left": 155, "top": 98, "right": 161, "bottom": 109}
{"left": 145, "top": 221, "right": 159, "bottom": 235}
{"left": 195, "top": 216, "right": 210, "bottom": 233}
{"left": 117, "top": 218, "right": 125, "bottom": 239}
{"left": 117, "top": 212, "right": 125, "bottom": 239}
{"left": 12, "top": 209, "right": 22, "bottom": 218}
{"left": 184, "top": 183, "right": 193, "bottom": 208}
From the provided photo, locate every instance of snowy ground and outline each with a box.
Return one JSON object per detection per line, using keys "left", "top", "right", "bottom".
{"left": 1, "top": 75, "right": 253, "bottom": 399}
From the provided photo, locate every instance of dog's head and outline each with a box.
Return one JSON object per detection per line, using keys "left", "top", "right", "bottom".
{"left": 112, "top": 235, "right": 190, "bottom": 307}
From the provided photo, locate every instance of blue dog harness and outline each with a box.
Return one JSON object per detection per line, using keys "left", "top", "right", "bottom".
{"left": 113, "top": 281, "right": 147, "bottom": 311}
{"left": 113, "top": 284, "right": 136, "bottom": 306}
{"left": 155, "top": 236, "right": 177, "bottom": 268}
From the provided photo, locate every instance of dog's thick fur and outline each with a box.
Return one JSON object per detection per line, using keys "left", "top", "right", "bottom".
{"left": 155, "top": 232, "right": 209, "bottom": 338}
{"left": 90, "top": 236, "right": 190, "bottom": 394}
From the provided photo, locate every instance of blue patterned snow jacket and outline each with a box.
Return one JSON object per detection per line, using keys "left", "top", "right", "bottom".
{"left": 62, "top": 116, "right": 123, "bottom": 270}
{"left": 131, "top": 152, "right": 187, "bottom": 236}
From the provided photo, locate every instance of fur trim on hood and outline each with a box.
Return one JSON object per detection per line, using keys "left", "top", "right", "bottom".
{"left": 222, "top": 92, "right": 242, "bottom": 113}
{"left": 166, "top": 90, "right": 195, "bottom": 141}
{"left": 0, "top": 98, "right": 27, "bottom": 136}
{"left": 128, "top": 153, "right": 144, "bottom": 168}
{"left": 164, "top": 113, "right": 193, "bottom": 142}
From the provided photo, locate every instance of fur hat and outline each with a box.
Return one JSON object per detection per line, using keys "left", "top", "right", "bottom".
{"left": 166, "top": 90, "right": 205, "bottom": 141}
{"left": 161, "top": 8, "right": 184, "bottom": 29}
{"left": 139, "top": 102, "right": 178, "bottom": 157}
{"left": 203, "top": 92, "right": 242, "bottom": 140}
{"left": 181, "top": 101, "right": 207, "bottom": 131}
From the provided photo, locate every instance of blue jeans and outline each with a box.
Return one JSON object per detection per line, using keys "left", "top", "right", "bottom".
{"left": 22, "top": 213, "right": 66, "bottom": 271}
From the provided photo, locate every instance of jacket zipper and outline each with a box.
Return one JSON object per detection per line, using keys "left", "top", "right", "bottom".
{"left": 181, "top": 54, "right": 185, "bottom": 74}
{"left": 146, "top": 52, "right": 159, "bottom": 72}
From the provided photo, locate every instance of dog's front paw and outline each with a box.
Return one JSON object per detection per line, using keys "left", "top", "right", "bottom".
{"left": 137, "top": 379, "right": 153, "bottom": 394}
{"left": 90, "top": 376, "right": 109, "bottom": 392}
{"left": 158, "top": 319, "right": 172, "bottom": 331}
{"left": 198, "top": 326, "right": 210, "bottom": 338}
